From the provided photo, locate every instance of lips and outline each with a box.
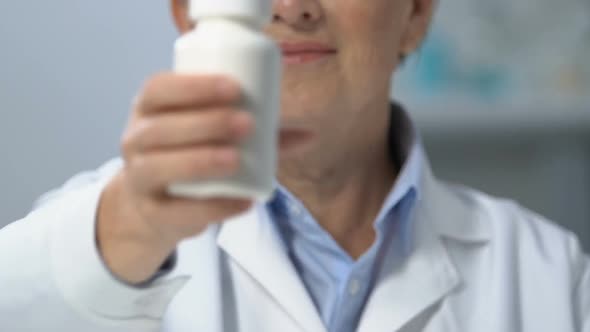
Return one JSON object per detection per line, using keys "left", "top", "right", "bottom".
{"left": 279, "top": 41, "right": 336, "bottom": 65}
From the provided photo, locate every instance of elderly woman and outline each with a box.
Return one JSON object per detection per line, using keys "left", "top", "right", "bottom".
{"left": 0, "top": 0, "right": 588, "bottom": 331}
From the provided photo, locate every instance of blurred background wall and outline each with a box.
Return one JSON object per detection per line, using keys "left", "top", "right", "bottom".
{"left": 394, "top": 0, "right": 590, "bottom": 250}
{"left": 1, "top": 1, "right": 589, "bottom": 250}
{"left": 0, "top": 1, "right": 175, "bottom": 224}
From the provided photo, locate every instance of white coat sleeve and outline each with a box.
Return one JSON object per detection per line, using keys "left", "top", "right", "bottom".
{"left": 580, "top": 260, "right": 590, "bottom": 332}
{"left": 569, "top": 234, "right": 590, "bottom": 332}
{"left": 0, "top": 159, "right": 190, "bottom": 332}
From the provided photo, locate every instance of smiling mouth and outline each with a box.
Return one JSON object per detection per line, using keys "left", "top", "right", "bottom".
{"left": 279, "top": 42, "right": 337, "bottom": 65}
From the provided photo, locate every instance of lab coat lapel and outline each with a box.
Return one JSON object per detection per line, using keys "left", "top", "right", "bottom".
{"left": 358, "top": 147, "right": 489, "bottom": 332}
{"left": 162, "top": 227, "right": 224, "bottom": 331}
{"left": 356, "top": 201, "right": 461, "bottom": 332}
{"left": 217, "top": 205, "right": 326, "bottom": 332}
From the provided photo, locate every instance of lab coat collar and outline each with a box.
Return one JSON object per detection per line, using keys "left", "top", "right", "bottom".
{"left": 217, "top": 206, "right": 327, "bottom": 332}
{"left": 216, "top": 149, "right": 490, "bottom": 332}
{"left": 217, "top": 105, "right": 490, "bottom": 331}
{"left": 389, "top": 102, "right": 491, "bottom": 243}
{"left": 357, "top": 144, "right": 491, "bottom": 331}
{"left": 417, "top": 145, "right": 492, "bottom": 243}
{"left": 356, "top": 196, "right": 462, "bottom": 332}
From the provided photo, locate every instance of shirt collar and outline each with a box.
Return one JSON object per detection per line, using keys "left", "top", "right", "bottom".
{"left": 372, "top": 103, "right": 422, "bottom": 254}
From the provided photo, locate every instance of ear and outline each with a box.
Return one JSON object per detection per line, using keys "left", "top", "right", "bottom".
{"left": 399, "top": 0, "right": 435, "bottom": 56}
{"left": 170, "top": 0, "right": 194, "bottom": 33}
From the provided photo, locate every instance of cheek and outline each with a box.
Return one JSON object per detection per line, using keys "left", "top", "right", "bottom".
{"left": 333, "top": 0, "right": 404, "bottom": 77}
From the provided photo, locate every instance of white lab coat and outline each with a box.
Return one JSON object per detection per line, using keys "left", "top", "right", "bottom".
{"left": 0, "top": 154, "right": 588, "bottom": 332}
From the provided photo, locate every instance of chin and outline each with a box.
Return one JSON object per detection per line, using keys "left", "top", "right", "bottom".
{"left": 281, "top": 75, "right": 342, "bottom": 113}
{"left": 280, "top": 94, "right": 339, "bottom": 123}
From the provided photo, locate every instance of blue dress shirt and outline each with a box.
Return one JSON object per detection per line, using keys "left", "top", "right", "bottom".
{"left": 266, "top": 108, "right": 423, "bottom": 332}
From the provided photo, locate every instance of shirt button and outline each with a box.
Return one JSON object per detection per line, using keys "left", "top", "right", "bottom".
{"left": 349, "top": 279, "right": 361, "bottom": 296}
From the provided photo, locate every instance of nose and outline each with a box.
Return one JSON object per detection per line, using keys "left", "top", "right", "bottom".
{"left": 272, "top": 0, "right": 322, "bottom": 29}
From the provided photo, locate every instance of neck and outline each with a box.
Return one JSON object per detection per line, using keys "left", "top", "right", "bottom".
{"left": 277, "top": 102, "right": 396, "bottom": 258}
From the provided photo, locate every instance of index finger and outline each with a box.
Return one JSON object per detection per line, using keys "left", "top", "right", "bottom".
{"left": 136, "top": 73, "right": 242, "bottom": 113}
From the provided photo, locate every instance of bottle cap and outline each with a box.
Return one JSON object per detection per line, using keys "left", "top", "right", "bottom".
{"left": 190, "top": 0, "right": 272, "bottom": 23}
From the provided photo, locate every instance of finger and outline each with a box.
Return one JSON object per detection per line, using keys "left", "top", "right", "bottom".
{"left": 127, "top": 146, "right": 241, "bottom": 194}
{"left": 136, "top": 73, "right": 242, "bottom": 113}
{"left": 132, "top": 110, "right": 254, "bottom": 151}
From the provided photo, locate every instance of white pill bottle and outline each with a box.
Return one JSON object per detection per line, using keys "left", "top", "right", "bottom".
{"left": 169, "top": 0, "right": 282, "bottom": 202}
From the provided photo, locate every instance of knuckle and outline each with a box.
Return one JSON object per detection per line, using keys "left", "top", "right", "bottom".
{"left": 135, "top": 120, "right": 158, "bottom": 147}
{"left": 138, "top": 73, "right": 167, "bottom": 107}
{"left": 120, "top": 131, "right": 136, "bottom": 157}
{"left": 124, "top": 119, "right": 159, "bottom": 153}
{"left": 137, "top": 82, "right": 153, "bottom": 108}
{"left": 134, "top": 88, "right": 148, "bottom": 108}
{"left": 143, "top": 73, "right": 165, "bottom": 93}
{"left": 121, "top": 120, "right": 150, "bottom": 153}
{"left": 130, "top": 94, "right": 142, "bottom": 112}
